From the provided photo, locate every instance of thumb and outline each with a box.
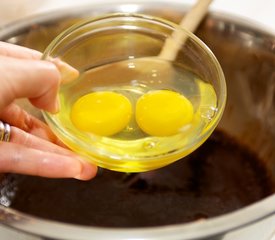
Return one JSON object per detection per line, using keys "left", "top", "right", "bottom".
{"left": 0, "top": 56, "right": 61, "bottom": 113}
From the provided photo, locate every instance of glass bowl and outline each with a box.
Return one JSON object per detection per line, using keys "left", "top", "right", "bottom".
{"left": 42, "top": 13, "right": 226, "bottom": 172}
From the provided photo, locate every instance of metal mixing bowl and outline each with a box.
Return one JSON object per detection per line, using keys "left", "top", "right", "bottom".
{"left": 0, "top": 2, "right": 274, "bottom": 240}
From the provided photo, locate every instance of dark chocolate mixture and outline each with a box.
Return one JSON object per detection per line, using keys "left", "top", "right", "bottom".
{"left": 1, "top": 131, "right": 274, "bottom": 227}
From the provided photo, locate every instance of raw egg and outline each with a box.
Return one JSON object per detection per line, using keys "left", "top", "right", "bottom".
{"left": 71, "top": 91, "right": 132, "bottom": 136}
{"left": 136, "top": 90, "right": 194, "bottom": 136}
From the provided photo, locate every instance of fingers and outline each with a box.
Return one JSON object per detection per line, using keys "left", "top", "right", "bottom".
{"left": 0, "top": 42, "right": 79, "bottom": 113}
{"left": 11, "top": 126, "right": 73, "bottom": 157}
{"left": 0, "top": 141, "right": 97, "bottom": 180}
{"left": 0, "top": 41, "right": 42, "bottom": 60}
{"left": 0, "top": 41, "right": 79, "bottom": 84}
{"left": 0, "top": 126, "right": 97, "bottom": 180}
{"left": 50, "top": 58, "right": 79, "bottom": 84}
{"left": 0, "top": 56, "right": 60, "bottom": 113}
{"left": 0, "top": 104, "right": 63, "bottom": 145}
{"left": 0, "top": 105, "right": 98, "bottom": 180}
{"left": 10, "top": 127, "right": 98, "bottom": 181}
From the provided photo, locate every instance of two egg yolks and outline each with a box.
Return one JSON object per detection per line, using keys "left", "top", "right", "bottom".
{"left": 71, "top": 90, "right": 194, "bottom": 136}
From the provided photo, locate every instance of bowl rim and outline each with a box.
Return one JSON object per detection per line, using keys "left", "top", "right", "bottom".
{"left": 0, "top": 1, "right": 274, "bottom": 239}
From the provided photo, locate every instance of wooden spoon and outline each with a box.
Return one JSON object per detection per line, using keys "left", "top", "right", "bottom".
{"left": 159, "top": 0, "right": 213, "bottom": 61}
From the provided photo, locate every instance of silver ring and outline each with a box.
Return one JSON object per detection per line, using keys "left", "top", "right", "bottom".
{"left": 0, "top": 120, "right": 11, "bottom": 142}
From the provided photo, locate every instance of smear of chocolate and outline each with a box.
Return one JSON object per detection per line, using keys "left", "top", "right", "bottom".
{"left": 2, "top": 130, "right": 274, "bottom": 227}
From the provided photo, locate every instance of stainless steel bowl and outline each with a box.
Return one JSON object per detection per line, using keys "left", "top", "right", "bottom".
{"left": 0, "top": 2, "right": 274, "bottom": 240}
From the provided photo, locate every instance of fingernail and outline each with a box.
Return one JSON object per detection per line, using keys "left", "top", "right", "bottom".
{"left": 53, "top": 97, "right": 60, "bottom": 113}
{"left": 47, "top": 96, "right": 60, "bottom": 114}
{"left": 74, "top": 158, "right": 98, "bottom": 181}
{"left": 50, "top": 58, "right": 79, "bottom": 84}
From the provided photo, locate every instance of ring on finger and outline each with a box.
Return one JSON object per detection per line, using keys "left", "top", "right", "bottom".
{"left": 0, "top": 120, "right": 11, "bottom": 142}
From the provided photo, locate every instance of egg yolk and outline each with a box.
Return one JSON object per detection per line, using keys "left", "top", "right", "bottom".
{"left": 71, "top": 91, "right": 132, "bottom": 136}
{"left": 136, "top": 90, "right": 194, "bottom": 136}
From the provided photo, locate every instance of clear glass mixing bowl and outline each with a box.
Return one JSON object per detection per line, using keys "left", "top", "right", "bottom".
{"left": 42, "top": 13, "right": 226, "bottom": 172}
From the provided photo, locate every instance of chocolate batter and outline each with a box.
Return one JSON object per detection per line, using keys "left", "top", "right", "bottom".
{"left": 1, "top": 130, "right": 274, "bottom": 227}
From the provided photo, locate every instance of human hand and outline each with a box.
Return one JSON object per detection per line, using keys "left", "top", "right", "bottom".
{"left": 0, "top": 41, "right": 97, "bottom": 180}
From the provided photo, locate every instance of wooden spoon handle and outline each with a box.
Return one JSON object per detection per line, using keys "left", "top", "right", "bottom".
{"left": 159, "top": 0, "right": 213, "bottom": 61}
